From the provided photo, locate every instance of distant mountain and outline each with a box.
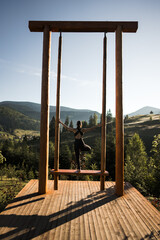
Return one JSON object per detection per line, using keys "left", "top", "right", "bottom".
{"left": 0, "top": 101, "right": 101, "bottom": 126}
{"left": 0, "top": 101, "right": 41, "bottom": 120}
{"left": 0, "top": 106, "right": 40, "bottom": 132}
{"left": 128, "top": 106, "right": 160, "bottom": 117}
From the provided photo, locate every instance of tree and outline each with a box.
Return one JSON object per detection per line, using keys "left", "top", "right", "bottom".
{"left": 124, "top": 115, "right": 129, "bottom": 122}
{"left": 64, "top": 116, "right": 69, "bottom": 126}
{"left": 124, "top": 133, "right": 148, "bottom": 193}
{"left": 6, "top": 165, "right": 16, "bottom": 179}
{"left": 59, "top": 144, "right": 72, "bottom": 169}
{"left": 106, "top": 110, "right": 114, "bottom": 134}
{"left": 150, "top": 134, "right": 160, "bottom": 196}
{"left": 69, "top": 120, "right": 73, "bottom": 128}
{"left": 28, "top": 169, "right": 35, "bottom": 180}
{"left": 91, "top": 138, "right": 101, "bottom": 169}
{"left": 107, "top": 109, "right": 112, "bottom": 122}
{"left": 63, "top": 116, "right": 69, "bottom": 132}
{"left": 49, "top": 116, "right": 55, "bottom": 139}
{"left": 49, "top": 141, "right": 55, "bottom": 168}
{"left": 0, "top": 150, "right": 6, "bottom": 180}
{"left": 106, "top": 134, "right": 115, "bottom": 180}
{"left": 0, "top": 150, "right": 6, "bottom": 164}
{"left": 89, "top": 115, "right": 94, "bottom": 127}
{"left": 82, "top": 121, "right": 88, "bottom": 128}
{"left": 93, "top": 113, "right": 98, "bottom": 125}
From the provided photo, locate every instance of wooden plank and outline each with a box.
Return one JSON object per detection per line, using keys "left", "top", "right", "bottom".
{"left": 88, "top": 181, "right": 107, "bottom": 239}
{"left": 0, "top": 180, "right": 38, "bottom": 237}
{"left": 85, "top": 181, "right": 100, "bottom": 240}
{"left": 15, "top": 181, "right": 44, "bottom": 239}
{"left": 34, "top": 180, "right": 56, "bottom": 240}
{"left": 124, "top": 183, "right": 160, "bottom": 238}
{"left": 122, "top": 187, "right": 154, "bottom": 238}
{"left": 110, "top": 182, "right": 145, "bottom": 239}
{"left": 54, "top": 181, "right": 69, "bottom": 240}
{"left": 84, "top": 181, "right": 96, "bottom": 240}
{"left": 47, "top": 181, "right": 66, "bottom": 239}
{"left": 63, "top": 181, "right": 73, "bottom": 240}
{"left": 78, "top": 181, "right": 86, "bottom": 240}
{"left": 51, "top": 169, "right": 109, "bottom": 176}
{"left": 58, "top": 181, "right": 70, "bottom": 240}
{"left": 94, "top": 182, "right": 115, "bottom": 239}
{"left": 29, "top": 187, "right": 52, "bottom": 238}
{"left": 102, "top": 182, "right": 127, "bottom": 239}
{"left": 73, "top": 181, "right": 80, "bottom": 240}
{"left": 29, "top": 21, "right": 138, "bottom": 33}
{"left": 80, "top": 180, "right": 91, "bottom": 240}
{"left": 1, "top": 180, "right": 160, "bottom": 240}
{"left": 70, "top": 181, "right": 77, "bottom": 240}
{"left": 124, "top": 184, "right": 160, "bottom": 237}
{"left": 126, "top": 183, "right": 160, "bottom": 222}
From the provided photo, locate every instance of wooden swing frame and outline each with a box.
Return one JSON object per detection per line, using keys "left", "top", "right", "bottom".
{"left": 29, "top": 21, "right": 138, "bottom": 196}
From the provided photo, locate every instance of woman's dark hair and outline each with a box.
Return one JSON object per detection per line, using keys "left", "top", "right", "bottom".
{"left": 77, "top": 120, "right": 82, "bottom": 128}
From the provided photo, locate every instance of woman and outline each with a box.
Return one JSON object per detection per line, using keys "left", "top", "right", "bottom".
{"left": 59, "top": 119, "right": 101, "bottom": 171}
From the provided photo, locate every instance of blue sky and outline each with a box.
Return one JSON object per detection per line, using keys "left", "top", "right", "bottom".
{"left": 0, "top": 0, "right": 160, "bottom": 115}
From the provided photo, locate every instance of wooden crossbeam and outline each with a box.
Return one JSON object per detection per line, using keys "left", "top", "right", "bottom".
{"left": 29, "top": 21, "right": 138, "bottom": 33}
{"left": 51, "top": 169, "right": 109, "bottom": 176}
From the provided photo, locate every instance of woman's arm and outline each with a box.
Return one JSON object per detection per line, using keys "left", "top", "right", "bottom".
{"left": 59, "top": 119, "right": 75, "bottom": 133}
{"left": 83, "top": 123, "right": 102, "bottom": 133}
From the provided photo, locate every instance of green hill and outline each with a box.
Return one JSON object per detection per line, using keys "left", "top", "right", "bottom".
{"left": 0, "top": 101, "right": 101, "bottom": 126}
{"left": 124, "top": 114, "right": 160, "bottom": 154}
{"left": 0, "top": 101, "right": 41, "bottom": 120}
{"left": 0, "top": 106, "right": 40, "bottom": 132}
{"left": 128, "top": 106, "right": 160, "bottom": 117}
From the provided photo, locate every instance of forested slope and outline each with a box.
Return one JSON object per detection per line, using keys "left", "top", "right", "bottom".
{"left": 0, "top": 106, "right": 40, "bottom": 132}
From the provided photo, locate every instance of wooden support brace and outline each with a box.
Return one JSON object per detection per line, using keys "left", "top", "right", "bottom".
{"left": 101, "top": 33, "right": 107, "bottom": 191}
{"left": 115, "top": 25, "right": 124, "bottom": 196}
{"left": 39, "top": 25, "right": 51, "bottom": 194}
{"left": 54, "top": 33, "right": 62, "bottom": 190}
{"left": 29, "top": 21, "right": 138, "bottom": 33}
{"left": 28, "top": 20, "right": 137, "bottom": 195}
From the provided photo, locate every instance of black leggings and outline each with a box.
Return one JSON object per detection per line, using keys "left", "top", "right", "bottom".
{"left": 74, "top": 138, "right": 91, "bottom": 169}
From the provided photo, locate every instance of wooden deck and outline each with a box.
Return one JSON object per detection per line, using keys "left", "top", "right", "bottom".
{"left": 0, "top": 180, "right": 160, "bottom": 240}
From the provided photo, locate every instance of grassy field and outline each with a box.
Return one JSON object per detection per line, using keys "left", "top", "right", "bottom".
{"left": 124, "top": 114, "right": 160, "bottom": 154}
{"left": 0, "top": 129, "right": 40, "bottom": 142}
{"left": 0, "top": 131, "right": 14, "bottom": 140}
{"left": 0, "top": 176, "right": 28, "bottom": 212}
{"left": 14, "top": 129, "right": 40, "bottom": 138}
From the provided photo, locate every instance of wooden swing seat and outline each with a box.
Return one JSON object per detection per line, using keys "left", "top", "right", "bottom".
{"left": 51, "top": 169, "right": 109, "bottom": 176}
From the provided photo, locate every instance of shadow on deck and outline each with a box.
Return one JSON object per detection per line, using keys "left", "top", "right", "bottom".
{"left": 0, "top": 180, "right": 160, "bottom": 240}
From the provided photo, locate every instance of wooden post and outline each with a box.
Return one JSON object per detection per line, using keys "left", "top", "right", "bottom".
{"left": 115, "top": 25, "right": 124, "bottom": 196}
{"left": 54, "top": 33, "right": 62, "bottom": 190}
{"left": 39, "top": 25, "right": 51, "bottom": 194}
{"left": 100, "top": 33, "right": 107, "bottom": 191}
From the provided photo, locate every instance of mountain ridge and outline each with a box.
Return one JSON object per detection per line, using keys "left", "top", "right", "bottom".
{"left": 128, "top": 106, "right": 160, "bottom": 117}
{"left": 0, "top": 101, "right": 159, "bottom": 121}
{"left": 0, "top": 106, "right": 40, "bottom": 132}
{"left": 0, "top": 101, "right": 95, "bottom": 113}
{"left": 0, "top": 101, "right": 101, "bottom": 128}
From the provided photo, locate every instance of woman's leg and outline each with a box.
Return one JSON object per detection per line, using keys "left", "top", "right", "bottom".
{"left": 74, "top": 140, "right": 81, "bottom": 170}
{"left": 80, "top": 139, "right": 91, "bottom": 152}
